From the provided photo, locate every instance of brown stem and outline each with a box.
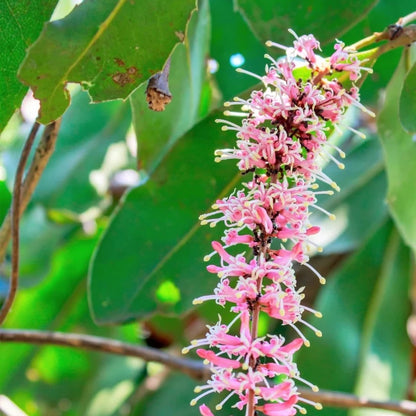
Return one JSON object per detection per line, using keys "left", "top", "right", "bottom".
{"left": 1, "top": 329, "right": 416, "bottom": 414}
{"left": 246, "top": 276, "right": 263, "bottom": 416}
{"left": 0, "top": 329, "right": 207, "bottom": 380}
{"left": 0, "top": 122, "right": 40, "bottom": 325}
{"left": 0, "top": 119, "right": 61, "bottom": 265}
{"left": 398, "top": 11, "right": 416, "bottom": 27}
{"left": 348, "top": 20, "right": 416, "bottom": 54}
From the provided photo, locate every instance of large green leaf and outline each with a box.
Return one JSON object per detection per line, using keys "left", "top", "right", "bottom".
{"left": 18, "top": 0, "right": 196, "bottom": 124}
{"left": 314, "top": 136, "right": 387, "bottom": 254}
{"left": 130, "top": 0, "right": 210, "bottom": 173}
{"left": 378, "top": 56, "right": 416, "bottom": 254}
{"left": 235, "top": 0, "right": 377, "bottom": 46}
{"left": 88, "top": 110, "right": 241, "bottom": 324}
{"left": 399, "top": 61, "right": 416, "bottom": 133}
{"left": 350, "top": 229, "right": 411, "bottom": 416}
{"left": 0, "top": 0, "right": 58, "bottom": 132}
{"left": 296, "top": 222, "right": 411, "bottom": 416}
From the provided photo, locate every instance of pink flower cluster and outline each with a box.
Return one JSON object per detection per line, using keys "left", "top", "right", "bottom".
{"left": 184, "top": 31, "right": 370, "bottom": 416}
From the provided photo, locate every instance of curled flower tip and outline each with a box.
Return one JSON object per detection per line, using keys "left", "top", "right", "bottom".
{"left": 199, "top": 404, "right": 215, "bottom": 416}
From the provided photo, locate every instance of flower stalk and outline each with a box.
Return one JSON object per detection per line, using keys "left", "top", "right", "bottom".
{"left": 184, "top": 31, "right": 370, "bottom": 416}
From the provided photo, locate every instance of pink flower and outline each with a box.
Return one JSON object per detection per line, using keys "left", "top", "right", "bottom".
{"left": 199, "top": 404, "right": 214, "bottom": 416}
{"left": 186, "top": 30, "right": 368, "bottom": 415}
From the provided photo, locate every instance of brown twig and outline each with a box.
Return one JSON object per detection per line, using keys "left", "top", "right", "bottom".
{"left": 0, "top": 395, "right": 28, "bottom": 416}
{"left": 0, "top": 329, "right": 206, "bottom": 380}
{"left": 0, "top": 122, "right": 40, "bottom": 325}
{"left": 0, "top": 119, "right": 61, "bottom": 265}
{"left": 0, "top": 328, "right": 415, "bottom": 414}
{"left": 300, "top": 389, "right": 416, "bottom": 415}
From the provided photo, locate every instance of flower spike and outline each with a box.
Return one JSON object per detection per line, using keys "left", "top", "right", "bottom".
{"left": 186, "top": 30, "right": 367, "bottom": 415}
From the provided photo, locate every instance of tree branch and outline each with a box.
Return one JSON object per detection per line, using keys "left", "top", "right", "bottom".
{"left": 0, "top": 328, "right": 415, "bottom": 414}
{"left": 0, "top": 122, "right": 40, "bottom": 324}
{"left": 0, "top": 120, "right": 61, "bottom": 325}
{"left": 0, "top": 119, "right": 61, "bottom": 265}
{"left": 0, "top": 329, "right": 205, "bottom": 380}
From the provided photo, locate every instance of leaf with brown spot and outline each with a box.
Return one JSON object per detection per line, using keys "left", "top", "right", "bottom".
{"left": 18, "top": 0, "right": 196, "bottom": 124}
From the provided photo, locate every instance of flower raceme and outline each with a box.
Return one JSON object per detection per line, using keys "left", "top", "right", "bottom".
{"left": 183, "top": 31, "right": 372, "bottom": 416}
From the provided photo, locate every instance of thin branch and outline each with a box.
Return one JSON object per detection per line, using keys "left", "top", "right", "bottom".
{"left": 300, "top": 389, "right": 416, "bottom": 415}
{"left": 0, "top": 119, "right": 61, "bottom": 265}
{"left": 0, "top": 329, "right": 205, "bottom": 380}
{"left": 0, "top": 329, "right": 416, "bottom": 414}
{"left": 0, "top": 395, "right": 28, "bottom": 416}
{"left": 347, "top": 8, "right": 416, "bottom": 54}
{"left": 0, "top": 122, "right": 40, "bottom": 324}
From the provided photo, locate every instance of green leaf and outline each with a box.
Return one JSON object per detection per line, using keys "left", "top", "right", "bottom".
{"left": 350, "top": 229, "right": 411, "bottom": 415}
{"left": 0, "top": 180, "right": 12, "bottom": 224}
{"left": 130, "top": 0, "right": 211, "bottom": 172}
{"left": 235, "top": 0, "right": 377, "bottom": 46}
{"left": 315, "top": 136, "right": 388, "bottom": 254}
{"left": 18, "top": 206, "right": 72, "bottom": 283}
{"left": 34, "top": 88, "right": 130, "bottom": 213}
{"left": 399, "top": 61, "right": 416, "bottom": 133}
{"left": 210, "top": 0, "right": 268, "bottom": 99}
{"left": 83, "top": 356, "right": 144, "bottom": 416}
{"left": 297, "top": 222, "right": 411, "bottom": 416}
{"left": 18, "top": 0, "right": 196, "bottom": 124}
{"left": 88, "top": 110, "right": 241, "bottom": 324}
{"left": 378, "top": 56, "right": 416, "bottom": 254}
{"left": 0, "top": 0, "right": 58, "bottom": 132}
{"left": 136, "top": 372, "right": 197, "bottom": 416}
